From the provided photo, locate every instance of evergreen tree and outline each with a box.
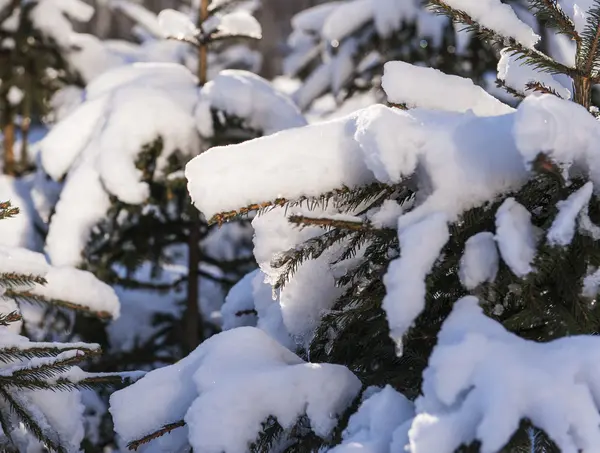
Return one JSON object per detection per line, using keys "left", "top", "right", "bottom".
{"left": 283, "top": 0, "right": 502, "bottom": 112}
{"left": 112, "top": 0, "right": 600, "bottom": 452}
{"left": 36, "top": 7, "right": 305, "bottom": 450}
{"left": 0, "top": 200, "right": 127, "bottom": 452}
{"left": 0, "top": 0, "right": 103, "bottom": 175}
{"left": 111, "top": 0, "right": 263, "bottom": 77}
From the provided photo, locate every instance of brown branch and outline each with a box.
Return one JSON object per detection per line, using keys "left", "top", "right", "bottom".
{"left": 537, "top": 0, "right": 580, "bottom": 42}
{"left": 0, "top": 272, "right": 45, "bottom": 285}
{"left": 5, "top": 290, "right": 114, "bottom": 320}
{"left": 19, "top": 93, "right": 31, "bottom": 170}
{"left": 236, "top": 309, "right": 257, "bottom": 317}
{"left": 288, "top": 215, "right": 371, "bottom": 232}
{"left": 0, "top": 312, "right": 21, "bottom": 325}
{"left": 3, "top": 121, "right": 15, "bottom": 176}
{"left": 525, "top": 81, "right": 563, "bottom": 97}
{"left": 496, "top": 79, "right": 525, "bottom": 100}
{"left": 388, "top": 102, "right": 408, "bottom": 110}
{"left": 127, "top": 420, "right": 186, "bottom": 451}
{"left": 430, "top": 0, "right": 577, "bottom": 77}
{"left": 183, "top": 0, "right": 210, "bottom": 356}
{"left": 583, "top": 21, "right": 600, "bottom": 75}
{"left": 209, "top": 198, "right": 289, "bottom": 225}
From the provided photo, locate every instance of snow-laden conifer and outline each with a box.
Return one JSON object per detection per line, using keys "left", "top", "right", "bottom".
{"left": 109, "top": 1, "right": 600, "bottom": 452}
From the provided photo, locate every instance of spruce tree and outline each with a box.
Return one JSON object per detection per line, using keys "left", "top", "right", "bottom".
{"left": 111, "top": 1, "right": 600, "bottom": 452}
{"left": 0, "top": 0, "right": 101, "bottom": 175}
{"left": 37, "top": 0, "right": 305, "bottom": 374}
{"left": 0, "top": 200, "right": 127, "bottom": 452}
{"left": 284, "top": 0, "right": 502, "bottom": 112}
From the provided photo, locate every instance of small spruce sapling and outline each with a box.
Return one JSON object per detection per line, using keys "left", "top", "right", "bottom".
{"left": 37, "top": 0, "right": 304, "bottom": 374}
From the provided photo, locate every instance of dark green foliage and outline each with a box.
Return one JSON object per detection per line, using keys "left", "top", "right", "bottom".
{"left": 0, "top": 201, "right": 128, "bottom": 452}
{"left": 247, "top": 155, "right": 600, "bottom": 453}
{"left": 233, "top": 1, "right": 600, "bottom": 451}
{"left": 80, "top": 138, "right": 254, "bottom": 369}
{"left": 529, "top": 0, "right": 578, "bottom": 39}
{"left": 0, "top": 1, "right": 84, "bottom": 175}
{"left": 289, "top": 1, "right": 500, "bottom": 111}
{"left": 577, "top": 1, "right": 600, "bottom": 74}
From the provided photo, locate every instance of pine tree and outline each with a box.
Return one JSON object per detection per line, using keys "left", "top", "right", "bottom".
{"left": 0, "top": 0, "right": 101, "bottom": 176}
{"left": 111, "top": 1, "right": 600, "bottom": 452}
{"left": 0, "top": 200, "right": 129, "bottom": 452}
{"left": 284, "top": 0, "right": 504, "bottom": 112}
{"left": 35, "top": 6, "right": 305, "bottom": 450}
{"left": 112, "top": 0, "right": 263, "bottom": 77}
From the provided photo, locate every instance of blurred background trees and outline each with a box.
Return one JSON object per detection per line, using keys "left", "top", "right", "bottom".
{"left": 79, "top": 0, "right": 325, "bottom": 78}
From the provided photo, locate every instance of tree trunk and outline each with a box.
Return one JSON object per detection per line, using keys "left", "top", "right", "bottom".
{"left": 19, "top": 94, "right": 31, "bottom": 170}
{"left": 3, "top": 111, "right": 15, "bottom": 176}
{"left": 574, "top": 76, "right": 592, "bottom": 110}
{"left": 184, "top": 0, "right": 209, "bottom": 355}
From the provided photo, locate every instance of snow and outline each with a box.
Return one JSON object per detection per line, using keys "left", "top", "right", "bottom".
{"left": 96, "top": 87, "right": 199, "bottom": 204}
{"left": 497, "top": 49, "right": 571, "bottom": 99}
{"left": 114, "top": 0, "right": 163, "bottom": 38}
{"left": 7, "top": 86, "right": 23, "bottom": 106}
{"left": 49, "top": 86, "right": 84, "bottom": 123}
{"left": 321, "top": 0, "right": 418, "bottom": 42}
{"left": 322, "top": 0, "right": 372, "bottom": 42}
{"left": 110, "top": 327, "right": 361, "bottom": 452}
{"left": 368, "top": 200, "right": 405, "bottom": 229}
{"left": 459, "top": 232, "right": 499, "bottom": 290}
{"left": 495, "top": 198, "right": 537, "bottom": 278}
{"left": 373, "top": 0, "right": 418, "bottom": 38}
{"left": 30, "top": 267, "right": 120, "bottom": 319}
{"left": 158, "top": 9, "right": 198, "bottom": 41}
{"left": 24, "top": 388, "right": 85, "bottom": 453}
{"left": 188, "top": 102, "right": 528, "bottom": 225}
{"left": 329, "top": 385, "right": 414, "bottom": 453}
{"left": 292, "top": 61, "right": 333, "bottom": 110}
{"left": 382, "top": 61, "right": 514, "bottom": 116}
{"left": 0, "top": 175, "right": 41, "bottom": 250}
{"left": 442, "top": 0, "right": 540, "bottom": 49}
{"left": 84, "top": 63, "right": 197, "bottom": 107}
{"left": 252, "top": 270, "right": 294, "bottom": 350}
{"left": 408, "top": 295, "right": 600, "bottom": 453}
{"left": 187, "top": 111, "right": 371, "bottom": 219}
{"left": 547, "top": 182, "right": 594, "bottom": 247}
{"left": 382, "top": 213, "right": 449, "bottom": 348}
{"left": 221, "top": 271, "right": 258, "bottom": 330}
{"left": 355, "top": 105, "right": 527, "bottom": 228}
{"left": 583, "top": 267, "right": 600, "bottom": 299}
{"left": 44, "top": 163, "right": 112, "bottom": 268}
{"left": 64, "top": 33, "right": 125, "bottom": 84}
{"left": 29, "top": 0, "right": 94, "bottom": 48}
{"left": 195, "top": 70, "right": 306, "bottom": 138}
{"left": 220, "top": 268, "right": 292, "bottom": 349}
{"left": 291, "top": 2, "right": 342, "bottom": 33}
{"left": 559, "top": 0, "right": 596, "bottom": 33}
{"left": 0, "top": 245, "right": 49, "bottom": 277}
{"left": 0, "top": 243, "right": 120, "bottom": 318}
{"left": 41, "top": 63, "right": 201, "bottom": 266}
{"left": 0, "top": 329, "right": 100, "bottom": 453}
{"left": 216, "top": 11, "right": 262, "bottom": 39}
{"left": 514, "top": 95, "right": 600, "bottom": 190}
{"left": 251, "top": 206, "right": 360, "bottom": 345}
{"left": 331, "top": 39, "right": 358, "bottom": 95}
{"left": 40, "top": 96, "right": 110, "bottom": 182}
